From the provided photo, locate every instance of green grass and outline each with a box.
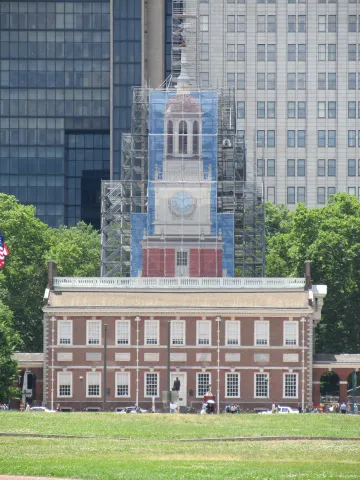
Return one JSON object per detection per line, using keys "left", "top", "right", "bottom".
{"left": 1, "top": 413, "right": 360, "bottom": 479}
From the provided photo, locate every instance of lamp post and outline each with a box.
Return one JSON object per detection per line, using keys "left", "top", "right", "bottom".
{"left": 79, "top": 376, "right": 83, "bottom": 412}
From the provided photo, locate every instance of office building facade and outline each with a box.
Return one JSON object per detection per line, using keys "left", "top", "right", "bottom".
{"left": 198, "top": 0, "right": 360, "bottom": 207}
{"left": 0, "top": 0, "right": 165, "bottom": 228}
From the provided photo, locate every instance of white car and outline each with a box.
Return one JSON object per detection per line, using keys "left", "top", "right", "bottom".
{"left": 259, "top": 406, "right": 299, "bottom": 414}
{"left": 116, "top": 406, "right": 148, "bottom": 414}
{"left": 29, "top": 406, "right": 55, "bottom": 413}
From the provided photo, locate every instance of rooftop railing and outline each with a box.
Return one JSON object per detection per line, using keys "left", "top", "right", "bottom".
{"left": 53, "top": 277, "right": 306, "bottom": 291}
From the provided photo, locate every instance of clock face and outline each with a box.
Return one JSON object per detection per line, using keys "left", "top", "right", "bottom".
{"left": 171, "top": 192, "right": 194, "bottom": 216}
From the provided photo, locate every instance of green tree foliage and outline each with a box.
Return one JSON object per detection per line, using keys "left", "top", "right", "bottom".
{"left": 266, "top": 193, "right": 360, "bottom": 353}
{"left": 0, "top": 194, "right": 100, "bottom": 352}
{"left": 0, "top": 301, "right": 20, "bottom": 403}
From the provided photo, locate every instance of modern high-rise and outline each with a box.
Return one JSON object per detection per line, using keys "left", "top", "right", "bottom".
{"left": 0, "top": 0, "right": 165, "bottom": 228}
{"left": 198, "top": 0, "right": 360, "bottom": 208}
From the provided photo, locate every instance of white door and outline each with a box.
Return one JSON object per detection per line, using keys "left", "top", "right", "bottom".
{"left": 170, "top": 373, "right": 187, "bottom": 406}
{"left": 175, "top": 250, "right": 189, "bottom": 277}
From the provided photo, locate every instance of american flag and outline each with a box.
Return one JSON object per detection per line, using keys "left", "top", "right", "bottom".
{"left": 0, "top": 232, "right": 10, "bottom": 269}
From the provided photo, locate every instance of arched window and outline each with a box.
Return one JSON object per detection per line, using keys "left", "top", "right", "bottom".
{"left": 179, "top": 120, "right": 188, "bottom": 154}
{"left": 167, "top": 121, "right": 173, "bottom": 154}
{"left": 193, "top": 121, "right": 199, "bottom": 154}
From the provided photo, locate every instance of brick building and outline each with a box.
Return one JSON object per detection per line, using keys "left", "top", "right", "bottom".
{"left": 41, "top": 267, "right": 327, "bottom": 412}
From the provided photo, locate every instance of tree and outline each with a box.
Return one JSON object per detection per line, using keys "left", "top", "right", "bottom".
{"left": 46, "top": 222, "right": 101, "bottom": 277}
{"left": 0, "top": 194, "right": 101, "bottom": 352}
{"left": 0, "top": 301, "right": 20, "bottom": 403}
{"left": 266, "top": 193, "right": 360, "bottom": 353}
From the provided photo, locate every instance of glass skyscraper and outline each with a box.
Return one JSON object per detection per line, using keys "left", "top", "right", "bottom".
{"left": 0, "top": 0, "right": 164, "bottom": 228}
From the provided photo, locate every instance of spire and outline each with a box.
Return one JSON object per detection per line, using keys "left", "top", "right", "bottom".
{"left": 176, "top": 48, "right": 191, "bottom": 92}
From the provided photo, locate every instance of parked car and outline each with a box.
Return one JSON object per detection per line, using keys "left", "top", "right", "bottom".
{"left": 29, "top": 406, "right": 55, "bottom": 413}
{"left": 259, "top": 406, "right": 299, "bottom": 414}
{"left": 116, "top": 406, "right": 148, "bottom": 414}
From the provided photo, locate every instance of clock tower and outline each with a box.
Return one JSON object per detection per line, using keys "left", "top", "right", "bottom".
{"left": 141, "top": 88, "right": 223, "bottom": 278}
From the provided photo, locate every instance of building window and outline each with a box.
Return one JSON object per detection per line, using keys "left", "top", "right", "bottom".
{"left": 328, "top": 187, "right": 336, "bottom": 197}
{"left": 116, "top": 320, "right": 130, "bottom": 345}
{"left": 317, "top": 187, "right": 326, "bottom": 204}
{"left": 328, "top": 102, "right": 336, "bottom": 119}
{"left": 257, "top": 159, "right": 265, "bottom": 177}
{"left": 226, "top": 320, "right": 240, "bottom": 345}
{"left": 298, "top": 15, "right": 306, "bottom": 32}
{"left": 298, "top": 159, "right": 305, "bottom": 177}
{"left": 318, "top": 73, "right": 326, "bottom": 89}
{"left": 200, "top": 15, "right": 209, "bottom": 32}
{"left": 237, "top": 101, "right": 245, "bottom": 118}
{"left": 177, "top": 250, "right": 188, "bottom": 268}
{"left": 257, "top": 102, "right": 265, "bottom": 119}
{"left": 328, "top": 159, "right": 336, "bottom": 177}
{"left": 349, "top": 15, "right": 357, "bottom": 32}
{"left": 257, "top": 130, "right": 265, "bottom": 147}
{"left": 328, "top": 44, "right": 336, "bottom": 61}
{"left": 287, "top": 73, "right": 296, "bottom": 90}
{"left": 257, "top": 15, "right": 266, "bottom": 32}
{"left": 237, "top": 44, "right": 245, "bottom": 61}
{"left": 87, "top": 372, "right": 101, "bottom": 397}
{"left": 349, "top": 187, "right": 356, "bottom": 196}
{"left": 227, "top": 15, "right": 235, "bottom": 32}
{"left": 87, "top": 320, "right": 101, "bottom": 345}
{"left": 328, "top": 73, "right": 336, "bottom": 89}
{"left": 284, "top": 373, "right": 298, "bottom": 398}
{"left": 298, "top": 131, "right": 306, "bottom": 148}
{"left": 297, "top": 187, "right": 305, "bottom": 203}
{"left": 284, "top": 321, "right": 298, "bottom": 346}
{"left": 267, "top": 187, "right": 275, "bottom": 203}
{"left": 328, "top": 130, "right": 336, "bottom": 147}
{"left": 318, "top": 130, "right": 326, "bottom": 148}
{"left": 348, "top": 130, "right": 356, "bottom": 147}
{"left": 179, "top": 120, "right": 188, "bottom": 154}
{"left": 267, "top": 101, "right": 275, "bottom": 118}
{"left": 317, "top": 159, "right": 326, "bottom": 177}
{"left": 237, "top": 73, "right": 245, "bottom": 90}
{"left": 298, "top": 44, "right": 306, "bottom": 61}
{"left": 255, "top": 373, "right": 269, "bottom": 398}
{"left": 318, "top": 15, "right": 326, "bottom": 32}
{"left": 227, "top": 73, "right": 235, "bottom": 89}
{"left": 349, "top": 44, "right": 357, "bottom": 61}
{"left": 197, "top": 373, "right": 211, "bottom": 397}
{"left": 226, "top": 373, "right": 240, "bottom": 398}
{"left": 227, "top": 44, "right": 235, "bottom": 61}
{"left": 257, "top": 44, "right": 266, "bottom": 61}
{"left": 145, "top": 372, "right": 159, "bottom": 397}
{"left": 348, "top": 73, "right": 356, "bottom": 90}
{"left": 298, "top": 102, "right": 306, "bottom": 119}
{"left": 318, "top": 102, "right": 326, "bottom": 119}
{"left": 348, "top": 102, "right": 356, "bottom": 119}
{"left": 193, "top": 121, "right": 199, "bottom": 154}
{"left": 287, "top": 159, "right": 295, "bottom": 177}
{"left": 318, "top": 44, "right": 326, "bottom": 61}
{"left": 288, "top": 15, "right": 296, "bottom": 32}
{"left": 267, "top": 159, "right": 275, "bottom": 176}
{"left": 348, "top": 159, "right": 356, "bottom": 177}
{"left": 58, "top": 320, "right": 72, "bottom": 345}
{"left": 116, "top": 372, "right": 130, "bottom": 397}
{"left": 267, "top": 44, "right": 276, "bottom": 61}
{"left": 257, "top": 73, "right": 265, "bottom": 90}
{"left": 268, "top": 73, "right": 276, "bottom": 89}
{"left": 268, "top": 15, "right": 276, "bottom": 32}
{"left": 288, "top": 130, "right": 295, "bottom": 148}
{"left": 298, "top": 73, "right": 306, "bottom": 90}
{"left": 167, "top": 121, "right": 173, "bottom": 154}
{"left": 238, "top": 15, "right": 246, "bottom": 32}
{"left": 199, "top": 72, "right": 209, "bottom": 88}
{"left": 144, "top": 320, "right": 159, "bottom": 345}
{"left": 254, "top": 320, "right": 269, "bottom": 346}
{"left": 328, "top": 15, "right": 336, "bottom": 33}
{"left": 288, "top": 44, "right": 296, "bottom": 61}
{"left": 287, "top": 187, "right": 296, "bottom": 204}
{"left": 267, "top": 130, "right": 275, "bottom": 148}
{"left": 171, "top": 320, "right": 185, "bottom": 345}
{"left": 287, "top": 102, "right": 295, "bottom": 118}
{"left": 58, "top": 372, "right": 72, "bottom": 397}
{"left": 200, "top": 43, "right": 209, "bottom": 61}
{"left": 197, "top": 320, "right": 211, "bottom": 346}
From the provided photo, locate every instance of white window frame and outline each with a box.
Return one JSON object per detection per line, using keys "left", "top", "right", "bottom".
{"left": 254, "top": 320, "right": 270, "bottom": 346}
{"left": 86, "top": 320, "right": 101, "bottom": 345}
{"left": 115, "top": 372, "right": 130, "bottom": 398}
{"left": 284, "top": 321, "right": 299, "bottom": 346}
{"left": 116, "top": 320, "right": 130, "bottom": 345}
{"left": 57, "top": 371, "right": 72, "bottom": 398}
{"left": 57, "top": 319, "right": 72, "bottom": 345}
{"left": 144, "top": 372, "right": 159, "bottom": 398}
{"left": 196, "top": 372, "right": 211, "bottom": 398}
{"left": 254, "top": 372, "right": 269, "bottom": 398}
{"left": 225, "top": 321, "right": 241, "bottom": 346}
{"left": 171, "top": 320, "right": 185, "bottom": 346}
{"left": 196, "top": 320, "right": 211, "bottom": 346}
{"left": 283, "top": 372, "right": 298, "bottom": 399}
{"left": 86, "top": 372, "right": 101, "bottom": 398}
{"left": 225, "top": 372, "right": 240, "bottom": 398}
{"left": 144, "top": 320, "right": 159, "bottom": 346}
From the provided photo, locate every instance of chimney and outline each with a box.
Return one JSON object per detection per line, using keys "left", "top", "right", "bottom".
{"left": 47, "top": 260, "right": 57, "bottom": 290}
{"left": 305, "top": 260, "right": 312, "bottom": 291}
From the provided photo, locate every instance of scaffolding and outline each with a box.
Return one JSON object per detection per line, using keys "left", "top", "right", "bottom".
{"left": 101, "top": 87, "right": 265, "bottom": 278}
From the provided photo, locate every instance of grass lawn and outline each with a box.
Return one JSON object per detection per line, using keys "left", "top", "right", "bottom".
{"left": 0, "top": 413, "right": 360, "bottom": 479}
